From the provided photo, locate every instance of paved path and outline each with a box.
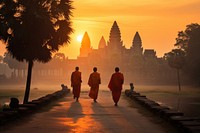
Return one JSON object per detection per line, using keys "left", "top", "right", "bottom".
{"left": 2, "top": 91, "right": 177, "bottom": 133}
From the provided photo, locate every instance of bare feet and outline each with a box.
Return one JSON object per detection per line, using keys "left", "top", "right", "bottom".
{"left": 76, "top": 98, "right": 79, "bottom": 102}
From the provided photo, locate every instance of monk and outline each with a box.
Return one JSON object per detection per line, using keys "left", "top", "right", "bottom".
{"left": 71, "top": 67, "right": 82, "bottom": 101}
{"left": 108, "top": 67, "right": 124, "bottom": 106}
{"left": 88, "top": 67, "right": 101, "bottom": 102}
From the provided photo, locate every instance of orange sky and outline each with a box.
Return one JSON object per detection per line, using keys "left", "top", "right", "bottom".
{"left": 0, "top": 0, "right": 200, "bottom": 58}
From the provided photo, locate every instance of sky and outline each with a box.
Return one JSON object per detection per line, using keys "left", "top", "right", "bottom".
{"left": 0, "top": 0, "right": 200, "bottom": 58}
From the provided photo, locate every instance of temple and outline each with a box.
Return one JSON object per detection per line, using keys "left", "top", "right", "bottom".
{"left": 79, "top": 32, "right": 92, "bottom": 57}
{"left": 63, "top": 21, "right": 175, "bottom": 84}
{"left": 4, "top": 21, "right": 178, "bottom": 85}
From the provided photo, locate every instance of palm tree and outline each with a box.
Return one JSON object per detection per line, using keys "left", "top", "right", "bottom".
{"left": 164, "top": 49, "right": 185, "bottom": 91}
{"left": 0, "top": 0, "right": 73, "bottom": 103}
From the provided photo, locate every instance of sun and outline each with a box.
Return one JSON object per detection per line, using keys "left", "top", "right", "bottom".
{"left": 76, "top": 35, "right": 83, "bottom": 42}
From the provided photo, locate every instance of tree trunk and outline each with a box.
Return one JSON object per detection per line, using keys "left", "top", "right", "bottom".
{"left": 13, "top": 69, "right": 16, "bottom": 78}
{"left": 23, "top": 60, "right": 33, "bottom": 104}
{"left": 177, "top": 69, "right": 181, "bottom": 91}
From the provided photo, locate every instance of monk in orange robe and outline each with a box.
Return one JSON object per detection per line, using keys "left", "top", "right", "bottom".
{"left": 88, "top": 67, "right": 101, "bottom": 102}
{"left": 71, "top": 67, "right": 82, "bottom": 101}
{"left": 108, "top": 67, "right": 124, "bottom": 106}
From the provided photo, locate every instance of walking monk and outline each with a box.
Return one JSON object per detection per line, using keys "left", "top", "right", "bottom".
{"left": 108, "top": 67, "right": 124, "bottom": 106}
{"left": 88, "top": 67, "right": 101, "bottom": 102}
{"left": 71, "top": 67, "right": 82, "bottom": 102}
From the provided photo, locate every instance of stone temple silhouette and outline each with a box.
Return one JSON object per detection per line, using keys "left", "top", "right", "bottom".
{"left": 79, "top": 21, "right": 155, "bottom": 60}
{"left": 66, "top": 21, "right": 176, "bottom": 84}
{"left": 7, "top": 21, "right": 179, "bottom": 85}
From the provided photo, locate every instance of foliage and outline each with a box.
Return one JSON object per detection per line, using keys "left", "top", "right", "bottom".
{"left": 164, "top": 49, "right": 186, "bottom": 91}
{"left": 175, "top": 23, "right": 200, "bottom": 85}
{"left": 0, "top": 0, "right": 73, "bottom": 62}
{"left": 175, "top": 23, "right": 200, "bottom": 53}
{"left": 0, "top": 0, "right": 73, "bottom": 103}
{"left": 3, "top": 53, "right": 26, "bottom": 70}
{"left": 53, "top": 53, "right": 66, "bottom": 61}
{"left": 164, "top": 49, "right": 185, "bottom": 69}
{"left": 174, "top": 23, "right": 200, "bottom": 85}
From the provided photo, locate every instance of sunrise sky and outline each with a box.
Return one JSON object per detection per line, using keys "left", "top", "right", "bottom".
{"left": 0, "top": 0, "right": 200, "bottom": 58}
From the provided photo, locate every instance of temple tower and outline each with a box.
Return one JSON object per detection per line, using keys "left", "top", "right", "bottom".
{"left": 79, "top": 32, "right": 92, "bottom": 57}
{"left": 98, "top": 36, "right": 106, "bottom": 49}
{"left": 107, "top": 21, "right": 124, "bottom": 53}
{"left": 131, "top": 31, "right": 143, "bottom": 56}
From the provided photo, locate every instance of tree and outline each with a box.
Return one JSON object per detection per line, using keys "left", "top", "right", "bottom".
{"left": 0, "top": 55, "right": 3, "bottom": 63}
{"left": 164, "top": 49, "right": 185, "bottom": 91}
{"left": 175, "top": 23, "right": 200, "bottom": 85}
{"left": 3, "top": 53, "right": 26, "bottom": 78}
{"left": 53, "top": 53, "right": 66, "bottom": 61}
{"left": 0, "top": 0, "right": 73, "bottom": 103}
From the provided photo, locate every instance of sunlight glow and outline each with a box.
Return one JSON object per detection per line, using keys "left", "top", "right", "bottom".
{"left": 77, "top": 35, "right": 83, "bottom": 42}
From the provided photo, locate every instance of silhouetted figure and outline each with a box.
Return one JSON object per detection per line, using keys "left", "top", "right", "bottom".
{"left": 61, "top": 84, "right": 69, "bottom": 93}
{"left": 61, "top": 84, "right": 67, "bottom": 90}
{"left": 108, "top": 67, "right": 124, "bottom": 106}
{"left": 130, "top": 83, "right": 134, "bottom": 92}
{"left": 71, "top": 67, "right": 82, "bottom": 102}
{"left": 127, "top": 83, "right": 134, "bottom": 96}
{"left": 9, "top": 97, "right": 19, "bottom": 109}
{"left": 88, "top": 67, "right": 101, "bottom": 102}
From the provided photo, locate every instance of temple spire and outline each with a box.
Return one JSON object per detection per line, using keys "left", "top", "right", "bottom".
{"left": 98, "top": 36, "right": 106, "bottom": 49}
{"left": 107, "top": 21, "right": 123, "bottom": 49}
{"left": 132, "top": 31, "right": 142, "bottom": 46}
{"left": 79, "top": 32, "right": 92, "bottom": 57}
{"left": 131, "top": 31, "right": 143, "bottom": 56}
{"left": 81, "top": 32, "right": 91, "bottom": 48}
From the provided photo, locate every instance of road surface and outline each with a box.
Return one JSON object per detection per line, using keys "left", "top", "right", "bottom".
{"left": 1, "top": 90, "right": 177, "bottom": 133}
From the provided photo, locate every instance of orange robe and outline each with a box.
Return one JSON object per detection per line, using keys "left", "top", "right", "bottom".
{"left": 108, "top": 72, "right": 124, "bottom": 104}
{"left": 71, "top": 71, "right": 82, "bottom": 98}
{"left": 88, "top": 72, "right": 101, "bottom": 100}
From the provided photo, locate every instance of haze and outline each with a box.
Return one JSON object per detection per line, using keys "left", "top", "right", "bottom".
{"left": 0, "top": 0, "right": 200, "bottom": 58}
